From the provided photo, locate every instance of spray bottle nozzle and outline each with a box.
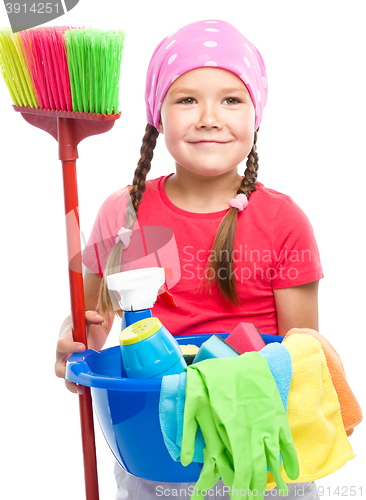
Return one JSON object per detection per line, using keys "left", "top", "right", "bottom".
{"left": 107, "top": 267, "right": 177, "bottom": 312}
{"left": 158, "top": 282, "right": 178, "bottom": 308}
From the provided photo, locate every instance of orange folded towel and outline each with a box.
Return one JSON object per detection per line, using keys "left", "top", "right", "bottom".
{"left": 284, "top": 328, "right": 362, "bottom": 436}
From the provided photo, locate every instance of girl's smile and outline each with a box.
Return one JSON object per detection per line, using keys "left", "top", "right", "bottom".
{"left": 188, "top": 140, "right": 232, "bottom": 146}
{"left": 159, "top": 67, "right": 256, "bottom": 179}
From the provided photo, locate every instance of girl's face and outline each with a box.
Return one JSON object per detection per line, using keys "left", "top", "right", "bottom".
{"left": 159, "top": 67, "right": 256, "bottom": 178}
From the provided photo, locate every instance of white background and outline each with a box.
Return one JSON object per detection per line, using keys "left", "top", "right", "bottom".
{"left": 0, "top": 1, "right": 365, "bottom": 498}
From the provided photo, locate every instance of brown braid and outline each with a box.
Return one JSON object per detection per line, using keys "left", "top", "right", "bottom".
{"left": 126, "top": 123, "right": 160, "bottom": 226}
{"left": 239, "top": 128, "right": 259, "bottom": 198}
{"left": 202, "top": 128, "right": 260, "bottom": 307}
{"left": 97, "top": 124, "right": 159, "bottom": 320}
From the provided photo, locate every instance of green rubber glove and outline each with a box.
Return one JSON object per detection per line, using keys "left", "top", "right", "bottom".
{"left": 181, "top": 368, "right": 235, "bottom": 498}
{"left": 185, "top": 353, "right": 299, "bottom": 499}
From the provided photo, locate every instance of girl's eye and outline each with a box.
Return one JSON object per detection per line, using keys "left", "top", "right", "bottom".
{"left": 180, "top": 98, "right": 196, "bottom": 104}
{"left": 223, "top": 97, "right": 240, "bottom": 105}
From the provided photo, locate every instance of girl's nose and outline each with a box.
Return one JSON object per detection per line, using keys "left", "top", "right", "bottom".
{"left": 195, "top": 104, "right": 223, "bottom": 129}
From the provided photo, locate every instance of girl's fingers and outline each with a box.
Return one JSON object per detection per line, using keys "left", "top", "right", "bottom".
{"left": 58, "top": 311, "right": 104, "bottom": 354}
{"left": 55, "top": 335, "right": 86, "bottom": 379}
{"left": 56, "top": 335, "right": 85, "bottom": 355}
{"left": 55, "top": 311, "right": 104, "bottom": 392}
{"left": 65, "top": 379, "right": 84, "bottom": 395}
{"left": 85, "top": 310, "right": 104, "bottom": 326}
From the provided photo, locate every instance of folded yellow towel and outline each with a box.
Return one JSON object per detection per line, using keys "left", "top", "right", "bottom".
{"left": 284, "top": 328, "right": 362, "bottom": 437}
{"left": 266, "top": 334, "right": 355, "bottom": 489}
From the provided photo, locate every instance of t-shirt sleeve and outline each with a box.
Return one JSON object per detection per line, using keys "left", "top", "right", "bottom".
{"left": 82, "top": 188, "right": 130, "bottom": 276}
{"left": 271, "top": 196, "right": 323, "bottom": 288}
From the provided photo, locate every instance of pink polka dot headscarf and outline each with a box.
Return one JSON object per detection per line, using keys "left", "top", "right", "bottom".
{"left": 145, "top": 20, "right": 268, "bottom": 132}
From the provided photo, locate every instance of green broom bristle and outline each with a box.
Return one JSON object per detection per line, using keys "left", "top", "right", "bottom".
{"left": 65, "top": 28, "right": 125, "bottom": 115}
{"left": 0, "top": 27, "right": 39, "bottom": 108}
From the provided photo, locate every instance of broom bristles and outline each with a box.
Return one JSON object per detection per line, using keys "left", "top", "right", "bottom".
{"left": 0, "top": 27, "right": 38, "bottom": 108}
{"left": 65, "top": 28, "right": 126, "bottom": 115}
{"left": 0, "top": 26, "right": 125, "bottom": 114}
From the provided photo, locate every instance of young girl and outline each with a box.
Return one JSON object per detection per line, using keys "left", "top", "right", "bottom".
{"left": 56, "top": 19, "right": 323, "bottom": 499}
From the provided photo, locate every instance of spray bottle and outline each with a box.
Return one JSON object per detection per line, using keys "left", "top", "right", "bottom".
{"left": 107, "top": 268, "right": 187, "bottom": 378}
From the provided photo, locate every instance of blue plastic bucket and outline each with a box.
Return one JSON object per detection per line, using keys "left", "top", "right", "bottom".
{"left": 66, "top": 333, "right": 282, "bottom": 483}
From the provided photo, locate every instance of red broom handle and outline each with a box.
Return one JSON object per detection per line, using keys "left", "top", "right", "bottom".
{"left": 62, "top": 159, "right": 100, "bottom": 500}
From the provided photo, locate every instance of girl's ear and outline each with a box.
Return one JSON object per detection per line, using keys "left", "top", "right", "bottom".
{"left": 159, "top": 118, "right": 164, "bottom": 134}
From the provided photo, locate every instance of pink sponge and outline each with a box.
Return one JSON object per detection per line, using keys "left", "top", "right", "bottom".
{"left": 225, "top": 322, "right": 266, "bottom": 354}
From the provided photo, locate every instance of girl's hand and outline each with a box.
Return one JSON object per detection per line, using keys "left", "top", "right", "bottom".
{"left": 55, "top": 311, "right": 105, "bottom": 394}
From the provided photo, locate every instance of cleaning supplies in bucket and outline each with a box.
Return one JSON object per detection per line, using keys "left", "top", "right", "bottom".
{"left": 159, "top": 341, "right": 293, "bottom": 464}
{"left": 120, "top": 317, "right": 187, "bottom": 379}
{"left": 181, "top": 352, "right": 300, "bottom": 497}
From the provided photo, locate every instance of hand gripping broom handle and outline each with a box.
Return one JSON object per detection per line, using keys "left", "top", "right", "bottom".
{"left": 15, "top": 106, "right": 122, "bottom": 500}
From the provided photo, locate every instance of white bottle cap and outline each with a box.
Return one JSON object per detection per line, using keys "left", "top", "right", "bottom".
{"left": 107, "top": 267, "right": 165, "bottom": 311}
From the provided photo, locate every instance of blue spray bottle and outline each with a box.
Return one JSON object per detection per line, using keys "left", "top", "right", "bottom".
{"left": 107, "top": 268, "right": 187, "bottom": 378}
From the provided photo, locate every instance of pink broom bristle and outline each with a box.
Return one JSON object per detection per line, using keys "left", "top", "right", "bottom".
{"left": 39, "top": 30, "right": 60, "bottom": 109}
{"left": 19, "top": 29, "right": 49, "bottom": 108}
{"left": 18, "top": 27, "right": 73, "bottom": 111}
{"left": 52, "top": 29, "right": 73, "bottom": 111}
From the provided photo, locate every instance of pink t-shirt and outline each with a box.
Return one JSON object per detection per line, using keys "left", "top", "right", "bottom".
{"left": 82, "top": 174, "right": 323, "bottom": 336}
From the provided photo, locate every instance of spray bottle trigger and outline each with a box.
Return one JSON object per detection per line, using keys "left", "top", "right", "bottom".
{"left": 158, "top": 282, "right": 178, "bottom": 308}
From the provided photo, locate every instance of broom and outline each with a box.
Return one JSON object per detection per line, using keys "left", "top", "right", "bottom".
{"left": 0, "top": 25, "right": 125, "bottom": 500}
